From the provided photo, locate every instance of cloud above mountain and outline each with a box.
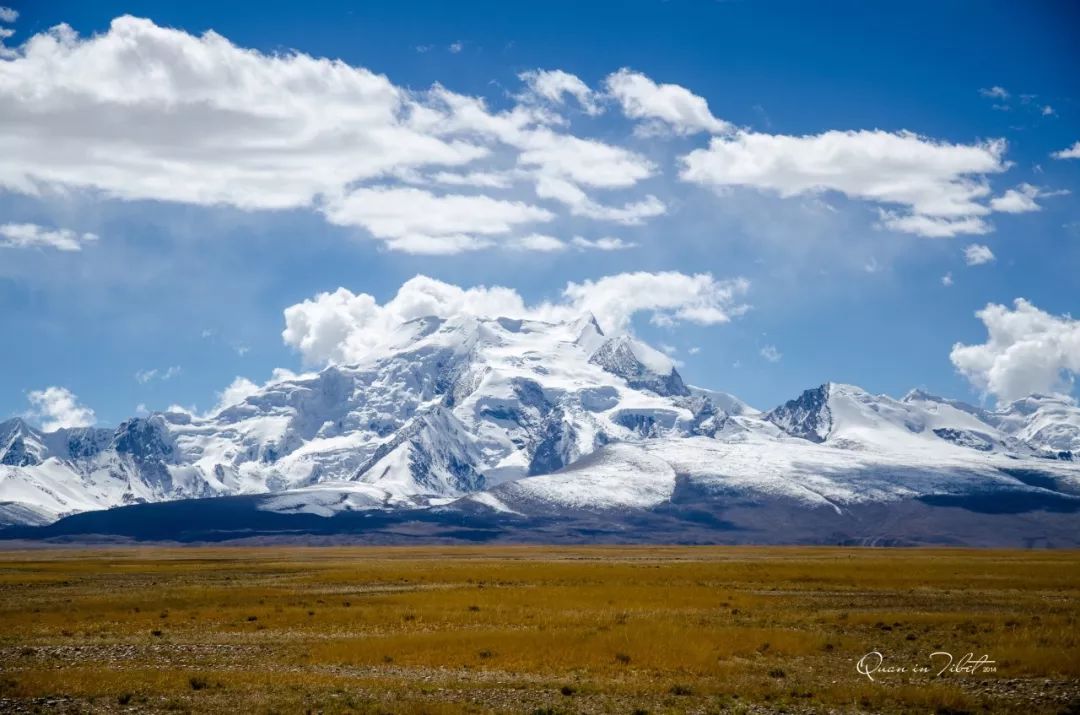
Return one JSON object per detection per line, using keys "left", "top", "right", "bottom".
{"left": 951, "top": 299, "right": 1080, "bottom": 403}
{"left": 282, "top": 272, "right": 749, "bottom": 365}
{"left": 26, "top": 386, "right": 96, "bottom": 430}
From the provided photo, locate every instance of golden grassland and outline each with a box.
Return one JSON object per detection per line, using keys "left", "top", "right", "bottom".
{"left": 0, "top": 546, "right": 1077, "bottom": 714}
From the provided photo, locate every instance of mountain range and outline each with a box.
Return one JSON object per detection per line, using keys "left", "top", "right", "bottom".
{"left": 3, "top": 312, "right": 1079, "bottom": 546}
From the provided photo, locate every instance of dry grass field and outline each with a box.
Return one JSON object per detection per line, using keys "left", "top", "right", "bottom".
{"left": 0, "top": 546, "right": 1077, "bottom": 714}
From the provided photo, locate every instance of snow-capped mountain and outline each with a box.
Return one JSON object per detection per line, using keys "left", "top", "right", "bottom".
{"left": 2, "top": 312, "right": 1079, "bottom": 545}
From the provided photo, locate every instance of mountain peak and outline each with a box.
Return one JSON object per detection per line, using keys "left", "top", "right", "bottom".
{"left": 588, "top": 335, "right": 689, "bottom": 397}
{"left": 765, "top": 384, "right": 833, "bottom": 442}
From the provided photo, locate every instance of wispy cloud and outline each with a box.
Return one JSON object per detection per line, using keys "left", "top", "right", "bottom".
{"left": 135, "top": 366, "right": 182, "bottom": 384}
{"left": 0, "top": 223, "right": 98, "bottom": 251}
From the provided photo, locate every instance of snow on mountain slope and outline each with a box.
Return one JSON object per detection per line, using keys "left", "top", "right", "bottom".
{"left": 3, "top": 312, "right": 1080, "bottom": 530}
{"left": 687, "top": 387, "right": 758, "bottom": 417}
{"left": 482, "top": 442, "right": 678, "bottom": 511}
{"left": 1, "top": 311, "right": 712, "bottom": 523}
{"left": 765, "top": 382, "right": 1044, "bottom": 457}
{"left": 989, "top": 395, "right": 1080, "bottom": 454}
{"left": 354, "top": 406, "right": 484, "bottom": 496}
{"left": 446, "top": 417, "right": 1080, "bottom": 519}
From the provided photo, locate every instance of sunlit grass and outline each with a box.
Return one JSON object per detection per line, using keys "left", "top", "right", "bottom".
{"left": 0, "top": 546, "right": 1077, "bottom": 713}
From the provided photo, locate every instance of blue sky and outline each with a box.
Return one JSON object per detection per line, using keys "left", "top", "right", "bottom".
{"left": 1, "top": 0, "right": 1078, "bottom": 428}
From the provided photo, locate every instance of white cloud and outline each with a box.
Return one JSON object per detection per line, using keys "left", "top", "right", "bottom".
{"left": 942, "top": 272, "right": 954, "bottom": 287}
{"left": 951, "top": 299, "right": 1080, "bottom": 403}
{"left": 429, "top": 170, "right": 516, "bottom": 189}
{"left": 516, "top": 129, "right": 655, "bottom": 188}
{"left": 283, "top": 272, "right": 749, "bottom": 365}
{"left": 1052, "top": 141, "right": 1080, "bottom": 160}
{"left": 979, "top": 86, "right": 1009, "bottom": 100}
{"left": 448, "top": 41, "right": 463, "bottom": 54}
{"left": 510, "top": 233, "right": 567, "bottom": 252}
{"left": 135, "top": 366, "right": 182, "bottom": 384}
{"left": 877, "top": 212, "right": 991, "bottom": 238}
{"left": 1042, "top": 105, "right": 1055, "bottom": 116}
{"left": 26, "top": 386, "right": 96, "bottom": 431}
{"left": 396, "top": 86, "right": 663, "bottom": 233}
{"left": 571, "top": 236, "right": 636, "bottom": 251}
{"left": 688, "top": 346, "right": 701, "bottom": 355}
{"left": 964, "top": 243, "right": 995, "bottom": 266}
{"left": 681, "top": 130, "right": 1007, "bottom": 237}
{"left": 322, "top": 186, "right": 554, "bottom": 254}
{"left": 760, "top": 345, "right": 782, "bottom": 363}
{"left": 0, "top": 223, "right": 98, "bottom": 251}
{"left": 0, "top": 6, "right": 15, "bottom": 22}
{"left": 0, "top": 18, "right": 487, "bottom": 210}
{"left": 990, "top": 183, "right": 1042, "bottom": 213}
{"left": 214, "top": 376, "right": 260, "bottom": 412}
{"left": 0, "top": 17, "right": 1040, "bottom": 260}
{"left": 562, "top": 272, "right": 749, "bottom": 333}
{"left": 534, "top": 175, "right": 665, "bottom": 224}
{"left": 519, "top": 69, "right": 600, "bottom": 115}
{"left": 605, "top": 69, "right": 731, "bottom": 135}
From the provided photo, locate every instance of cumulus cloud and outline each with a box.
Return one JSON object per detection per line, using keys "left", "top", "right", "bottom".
{"left": 0, "top": 17, "right": 489, "bottom": 210}
{"left": 942, "top": 272, "right": 954, "bottom": 287}
{"left": 1052, "top": 141, "right": 1080, "bottom": 160}
{"left": 951, "top": 299, "right": 1080, "bottom": 402}
{"left": 519, "top": 69, "right": 600, "bottom": 115}
{"left": 26, "top": 386, "right": 96, "bottom": 431}
{"left": 990, "top": 183, "right": 1043, "bottom": 213}
{"left": 681, "top": 130, "right": 1007, "bottom": 237}
{"left": 214, "top": 376, "right": 261, "bottom": 412}
{"left": 605, "top": 69, "right": 731, "bottom": 135}
{"left": 0, "top": 19, "right": 662, "bottom": 251}
{"left": 283, "top": 272, "right": 749, "bottom": 365}
{"left": 964, "top": 243, "right": 995, "bottom": 266}
{"left": 760, "top": 345, "right": 782, "bottom": 363}
{"left": 0, "top": 223, "right": 98, "bottom": 251}
{"left": 322, "top": 187, "right": 554, "bottom": 254}
{"left": 0, "top": 7, "right": 16, "bottom": 22}
{"left": 0, "top": 16, "right": 1047, "bottom": 258}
